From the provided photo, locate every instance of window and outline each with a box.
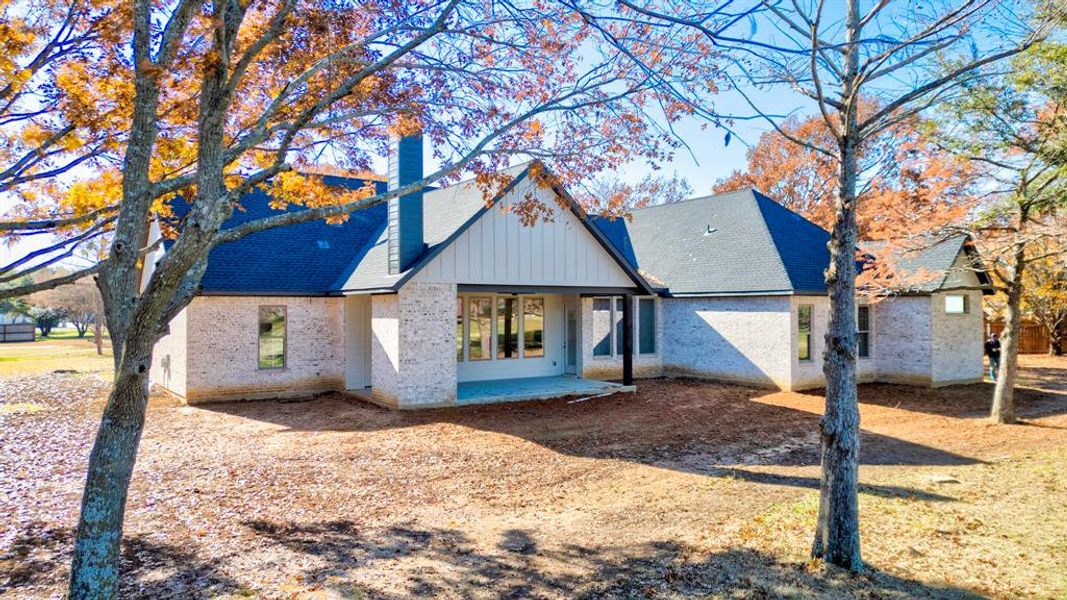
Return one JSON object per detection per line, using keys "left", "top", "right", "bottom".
{"left": 456, "top": 298, "right": 464, "bottom": 361}
{"left": 592, "top": 296, "right": 654, "bottom": 358}
{"left": 638, "top": 298, "right": 656, "bottom": 354}
{"left": 857, "top": 305, "right": 870, "bottom": 359}
{"left": 469, "top": 297, "right": 491, "bottom": 360}
{"left": 592, "top": 298, "right": 612, "bottom": 356}
{"left": 497, "top": 297, "right": 519, "bottom": 359}
{"left": 945, "top": 294, "right": 969, "bottom": 314}
{"left": 258, "top": 306, "right": 286, "bottom": 369}
{"left": 523, "top": 298, "right": 545, "bottom": 357}
{"left": 797, "top": 305, "right": 813, "bottom": 361}
{"left": 456, "top": 294, "right": 546, "bottom": 363}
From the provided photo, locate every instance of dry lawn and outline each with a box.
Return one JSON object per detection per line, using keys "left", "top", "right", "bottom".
{"left": 1, "top": 356, "right": 1065, "bottom": 599}
{"left": 0, "top": 333, "right": 113, "bottom": 379}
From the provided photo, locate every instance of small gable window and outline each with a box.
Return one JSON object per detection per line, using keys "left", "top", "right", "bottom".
{"left": 258, "top": 306, "right": 286, "bottom": 369}
{"left": 944, "top": 294, "right": 969, "bottom": 314}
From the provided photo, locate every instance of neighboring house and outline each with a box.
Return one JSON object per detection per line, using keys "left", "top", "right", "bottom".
{"left": 147, "top": 137, "right": 991, "bottom": 408}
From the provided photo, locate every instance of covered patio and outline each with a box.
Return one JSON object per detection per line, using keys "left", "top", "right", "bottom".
{"left": 456, "top": 375, "right": 635, "bottom": 405}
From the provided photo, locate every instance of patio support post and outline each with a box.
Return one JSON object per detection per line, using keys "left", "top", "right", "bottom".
{"left": 622, "top": 293, "right": 633, "bottom": 385}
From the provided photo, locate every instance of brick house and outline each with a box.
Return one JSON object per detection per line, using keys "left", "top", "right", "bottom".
{"left": 147, "top": 137, "right": 992, "bottom": 408}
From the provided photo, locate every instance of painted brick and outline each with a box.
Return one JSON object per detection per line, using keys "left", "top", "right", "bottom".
{"left": 175, "top": 296, "right": 345, "bottom": 403}
{"left": 371, "top": 282, "right": 458, "bottom": 408}
{"left": 579, "top": 296, "right": 664, "bottom": 380}
{"left": 151, "top": 306, "right": 188, "bottom": 398}
{"left": 930, "top": 290, "right": 984, "bottom": 385}
{"left": 660, "top": 296, "right": 793, "bottom": 388}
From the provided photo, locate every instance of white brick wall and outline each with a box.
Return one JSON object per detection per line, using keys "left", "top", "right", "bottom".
{"left": 930, "top": 290, "right": 984, "bottom": 385}
{"left": 579, "top": 296, "right": 664, "bottom": 380}
{"left": 873, "top": 296, "right": 934, "bottom": 385}
{"left": 660, "top": 296, "right": 793, "bottom": 388}
{"left": 151, "top": 306, "right": 188, "bottom": 398}
{"left": 370, "top": 293, "right": 400, "bottom": 404}
{"left": 178, "top": 296, "right": 345, "bottom": 403}
{"left": 371, "top": 282, "right": 458, "bottom": 408}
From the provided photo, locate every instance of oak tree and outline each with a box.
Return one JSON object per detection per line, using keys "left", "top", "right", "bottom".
{"left": 0, "top": 1, "right": 678, "bottom": 595}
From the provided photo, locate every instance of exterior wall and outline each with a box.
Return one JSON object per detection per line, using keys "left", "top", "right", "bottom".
{"left": 789, "top": 295, "right": 936, "bottom": 389}
{"left": 370, "top": 282, "right": 458, "bottom": 409}
{"left": 370, "top": 293, "right": 401, "bottom": 404}
{"left": 660, "top": 296, "right": 793, "bottom": 389}
{"left": 872, "top": 296, "right": 934, "bottom": 386}
{"left": 151, "top": 306, "right": 188, "bottom": 398}
{"left": 790, "top": 296, "right": 880, "bottom": 390}
{"left": 181, "top": 296, "right": 345, "bottom": 403}
{"left": 930, "top": 289, "right": 984, "bottom": 385}
{"left": 580, "top": 296, "right": 664, "bottom": 380}
{"left": 413, "top": 177, "right": 634, "bottom": 288}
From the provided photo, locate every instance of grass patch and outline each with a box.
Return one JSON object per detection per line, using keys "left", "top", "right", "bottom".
{"left": 0, "top": 336, "right": 113, "bottom": 378}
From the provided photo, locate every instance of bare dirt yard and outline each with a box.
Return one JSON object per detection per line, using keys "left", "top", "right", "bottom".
{"left": 1, "top": 356, "right": 1065, "bottom": 599}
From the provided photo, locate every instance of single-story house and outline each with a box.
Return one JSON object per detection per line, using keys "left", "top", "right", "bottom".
{"left": 147, "top": 137, "right": 992, "bottom": 408}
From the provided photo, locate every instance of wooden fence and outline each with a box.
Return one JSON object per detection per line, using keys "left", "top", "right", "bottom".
{"left": 986, "top": 320, "right": 1063, "bottom": 354}
{"left": 0, "top": 323, "right": 35, "bottom": 343}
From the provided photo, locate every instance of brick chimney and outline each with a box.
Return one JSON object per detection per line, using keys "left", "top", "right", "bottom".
{"left": 387, "top": 135, "right": 425, "bottom": 274}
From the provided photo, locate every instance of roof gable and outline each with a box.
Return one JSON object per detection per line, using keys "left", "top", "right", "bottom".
{"left": 411, "top": 174, "right": 637, "bottom": 288}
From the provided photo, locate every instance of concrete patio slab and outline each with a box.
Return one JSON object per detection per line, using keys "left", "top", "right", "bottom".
{"left": 457, "top": 376, "right": 635, "bottom": 405}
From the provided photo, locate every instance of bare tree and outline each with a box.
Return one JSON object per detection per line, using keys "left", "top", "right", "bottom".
{"left": 571, "top": 0, "right": 1050, "bottom": 572}
{"left": 0, "top": 1, "right": 679, "bottom": 595}
{"left": 28, "top": 275, "right": 102, "bottom": 337}
{"left": 932, "top": 35, "right": 1067, "bottom": 422}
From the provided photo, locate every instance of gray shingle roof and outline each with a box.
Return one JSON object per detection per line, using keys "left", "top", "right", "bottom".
{"left": 593, "top": 189, "right": 831, "bottom": 295}
{"left": 861, "top": 235, "right": 992, "bottom": 293}
{"left": 167, "top": 177, "right": 387, "bottom": 295}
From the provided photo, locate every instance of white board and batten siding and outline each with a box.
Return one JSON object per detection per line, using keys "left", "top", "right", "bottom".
{"left": 413, "top": 182, "right": 633, "bottom": 288}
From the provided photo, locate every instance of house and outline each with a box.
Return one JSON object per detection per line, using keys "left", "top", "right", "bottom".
{"left": 147, "top": 136, "right": 991, "bottom": 408}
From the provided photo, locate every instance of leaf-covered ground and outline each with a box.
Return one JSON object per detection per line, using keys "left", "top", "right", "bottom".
{"left": 1, "top": 357, "right": 1065, "bottom": 599}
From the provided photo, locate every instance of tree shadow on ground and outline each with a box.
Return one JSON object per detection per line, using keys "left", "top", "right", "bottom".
{"left": 800, "top": 379, "right": 1067, "bottom": 420}
{"left": 0, "top": 522, "right": 242, "bottom": 599}
{"left": 240, "top": 519, "right": 984, "bottom": 599}
{"left": 203, "top": 378, "right": 978, "bottom": 502}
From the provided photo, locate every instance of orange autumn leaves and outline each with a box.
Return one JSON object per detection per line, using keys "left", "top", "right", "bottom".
{"left": 713, "top": 109, "right": 980, "bottom": 241}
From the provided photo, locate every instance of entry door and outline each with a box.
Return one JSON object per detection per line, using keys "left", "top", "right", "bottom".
{"left": 345, "top": 296, "right": 372, "bottom": 389}
{"left": 565, "top": 308, "right": 578, "bottom": 374}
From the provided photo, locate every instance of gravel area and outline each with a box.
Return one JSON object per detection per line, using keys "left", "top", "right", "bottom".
{"left": 1, "top": 358, "right": 1065, "bottom": 599}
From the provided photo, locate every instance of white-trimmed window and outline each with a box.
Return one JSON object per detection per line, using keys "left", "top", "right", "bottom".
{"left": 857, "top": 305, "right": 871, "bottom": 359}
{"left": 258, "top": 306, "right": 286, "bottom": 369}
{"left": 591, "top": 296, "right": 657, "bottom": 358}
{"left": 944, "top": 294, "right": 969, "bottom": 314}
{"left": 523, "top": 297, "right": 545, "bottom": 357}
{"left": 797, "top": 305, "right": 813, "bottom": 362}
{"left": 456, "top": 294, "right": 546, "bottom": 362}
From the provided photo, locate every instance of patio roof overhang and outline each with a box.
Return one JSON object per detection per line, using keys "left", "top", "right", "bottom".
{"left": 456, "top": 284, "right": 647, "bottom": 296}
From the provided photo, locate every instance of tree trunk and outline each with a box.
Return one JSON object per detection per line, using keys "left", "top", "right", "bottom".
{"left": 811, "top": 0, "right": 863, "bottom": 574}
{"left": 992, "top": 289, "right": 1022, "bottom": 423}
{"left": 1048, "top": 328, "right": 1062, "bottom": 356}
{"left": 94, "top": 315, "right": 103, "bottom": 355}
{"left": 67, "top": 363, "right": 152, "bottom": 598}
{"left": 991, "top": 228, "right": 1027, "bottom": 424}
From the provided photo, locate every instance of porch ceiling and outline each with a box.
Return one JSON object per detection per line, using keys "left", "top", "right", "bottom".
{"left": 456, "top": 376, "right": 634, "bottom": 406}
